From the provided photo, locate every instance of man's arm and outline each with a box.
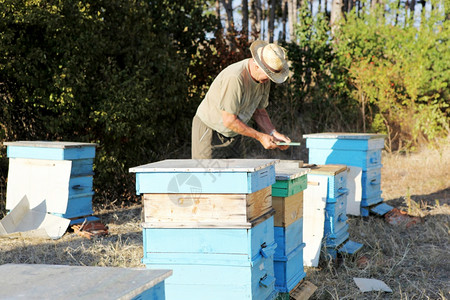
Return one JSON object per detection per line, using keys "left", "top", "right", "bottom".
{"left": 221, "top": 110, "right": 278, "bottom": 149}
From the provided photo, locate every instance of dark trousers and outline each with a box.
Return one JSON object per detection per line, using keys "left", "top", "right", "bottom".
{"left": 191, "top": 115, "right": 242, "bottom": 159}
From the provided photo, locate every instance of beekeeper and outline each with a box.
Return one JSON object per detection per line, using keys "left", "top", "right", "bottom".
{"left": 192, "top": 40, "right": 291, "bottom": 159}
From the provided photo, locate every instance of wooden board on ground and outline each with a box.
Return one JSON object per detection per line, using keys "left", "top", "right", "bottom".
{"left": 143, "top": 186, "right": 272, "bottom": 226}
{"left": 290, "top": 280, "right": 318, "bottom": 300}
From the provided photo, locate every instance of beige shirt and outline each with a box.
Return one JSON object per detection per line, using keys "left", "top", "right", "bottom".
{"left": 196, "top": 59, "right": 270, "bottom": 137}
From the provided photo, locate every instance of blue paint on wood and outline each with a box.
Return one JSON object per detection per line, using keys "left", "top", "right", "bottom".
{"left": 274, "top": 217, "right": 303, "bottom": 258}
{"left": 324, "top": 209, "right": 348, "bottom": 236}
{"left": 361, "top": 195, "right": 383, "bottom": 207}
{"left": 71, "top": 159, "right": 94, "bottom": 176}
{"left": 361, "top": 168, "right": 382, "bottom": 199}
{"left": 370, "top": 202, "right": 394, "bottom": 216}
{"left": 7, "top": 145, "right": 96, "bottom": 160}
{"left": 69, "top": 176, "right": 94, "bottom": 197}
{"left": 338, "top": 240, "right": 363, "bottom": 255}
{"left": 305, "top": 137, "right": 385, "bottom": 151}
{"left": 135, "top": 166, "right": 275, "bottom": 194}
{"left": 323, "top": 224, "right": 349, "bottom": 247}
{"left": 131, "top": 281, "right": 166, "bottom": 300}
{"left": 143, "top": 217, "right": 275, "bottom": 263}
{"left": 51, "top": 195, "right": 93, "bottom": 219}
{"left": 274, "top": 243, "right": 306, "bottom": 293}
{"left": 308, "top": 149, "right": 382, "bottom": 169}
{"left": 143, "top": 258, "right": 277, "bottom": 300}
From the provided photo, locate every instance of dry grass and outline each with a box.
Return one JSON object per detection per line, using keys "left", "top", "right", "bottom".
{"left": 0, "top": 139, "right": 449, "bottom": 299}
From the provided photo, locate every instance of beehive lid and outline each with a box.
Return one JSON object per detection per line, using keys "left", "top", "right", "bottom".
{"left": 303, "top": 132, "right": 386, "bottom": 139}
{"left": 0, "top": 264, "right": 172, "bottom": 299}
{"left": 3, "top": 141, "right": 97, "bottom": 148}
{"left": 275, "top": 161, "right": 310, "bottom": 180}
{"left": 307, "top": 164, "right": 348, "bottom": 175}
{"left": 130, "top": 159, "right": 279, "bottom": 173}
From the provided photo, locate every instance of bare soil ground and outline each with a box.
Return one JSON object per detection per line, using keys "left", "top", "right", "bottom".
{"left": 0, "top": 141, "right": 448, "bottom": 299}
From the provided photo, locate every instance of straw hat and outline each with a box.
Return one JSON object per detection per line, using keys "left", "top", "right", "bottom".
{"left": 250, "top": 40, "right": 289, "bottom": 84}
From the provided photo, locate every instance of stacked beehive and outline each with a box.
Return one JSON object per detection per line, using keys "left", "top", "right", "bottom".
{"left": 306, "top": 164, "right": 363, "bottom": 258}
{"left": 271, "top": 161, "right": 309, "bottom": 294}
{"left": 129, "top": 159, "right": 280, "bottom": 300}
{"left": 303, "top": 133, "right": 391, "bottom": 216}
{"left": 4, "top": 141, "right": 96, "bottom": 220}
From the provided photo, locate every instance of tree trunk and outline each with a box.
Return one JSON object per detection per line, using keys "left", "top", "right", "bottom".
{"left": 250, "top": 0, "right": 262, "bottom": 39}
{"left": 242, "top": 0, "right": 249, "bottom": 38}
{"left": 280, "top": 0, "right": 288, "bottom": 42}
{"left": 288, "top": 0, "right": 298, "bottom": 42}
{"left": 215, "top": 0, "right": 222, "bottom": 29}
{"left": 330, "top": 0, "right": 343, "bottom": 36}
{"left": 220, "top": 0, "right": 235, "bottom": 34}
{"left": 268, "top": 0, "right": 276, "bottom": 42}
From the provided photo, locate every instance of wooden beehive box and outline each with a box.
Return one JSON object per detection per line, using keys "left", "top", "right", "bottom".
{"left": 306, "top": 164, "right": 362, "bottom": 258}
{"left": 4, "top": 141, "right": 96, "bottom": 219}
{"left": 272, "top": 161, "right": 309, "bottom": 227}
{"left": 130, "top": 159, "right": 278, "bottom": 228}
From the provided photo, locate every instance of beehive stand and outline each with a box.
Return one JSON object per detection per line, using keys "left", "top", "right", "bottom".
{"left": 130, "top": 159, "right": 280, "bottom": 300}
{"left": 303, "top": 133, "right": 393, "bottom": 216}
{"left": 0, "top": 264, "right": 172, "bottom": 300}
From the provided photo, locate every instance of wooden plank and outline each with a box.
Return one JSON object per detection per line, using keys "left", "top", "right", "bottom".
{"left": 135, "top": 168, "right": 275, "bottom": 194}
{"left": 129, "top": 158, "right": 279, "bottom": 173}
{"left": 0, "top": 264, "right": 171, "bottom": 300}
{"left": 275, "top": 161, "right": 309, "bottom": 180}
{"left": 4, "top": 141, "right": 97, "bottom": 148}
{"left": 273, "top": 192, "right": 303, "bottom": 227}
{"left": 143, "top": 186, "right": 272, "bottom": 225}
{"left": 303, "top": 132, "right": 386, "bottom": 139}
{"left": 290, "top": 280, "right": 318, "bottom": 300}
{"left": 307, "top": 164, "right": 347, "bottom": 176}
{"left": 142, "top": 209, "right": 275, "bottom": 229}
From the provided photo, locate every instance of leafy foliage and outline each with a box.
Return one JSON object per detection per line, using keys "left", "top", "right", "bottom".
{"left": 0, "top": 0, "right": 217, "bottom": 206}
{"left": 269, "top": 6, "right": 360, "bottom": 139}
{"left": 334, "top": 1, "right": 450, "bottom": 151}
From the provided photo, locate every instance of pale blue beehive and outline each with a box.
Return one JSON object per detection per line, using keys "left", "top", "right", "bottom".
{"left": 4, "top": 141, "right": 96, "bottom": 219}
{"left": 307, "top": 164, "right": 363, "bottom": 259}
{"left": 130, "top": 159, "right": 280, "bottom": 300}
{"left": 303, "top": 132, "right": 390, "bottom": 216}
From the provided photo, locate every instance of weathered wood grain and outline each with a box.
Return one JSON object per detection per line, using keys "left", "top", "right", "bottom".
{"left": 272, "top": 192, "right": 303, "bottom": 227}
{"left": 142, "top": 186, "right": 272, "bottom": 226}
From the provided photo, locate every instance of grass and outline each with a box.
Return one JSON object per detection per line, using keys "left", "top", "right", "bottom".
{"left": 0, "top": 140, "right": 448, "bottom": 299}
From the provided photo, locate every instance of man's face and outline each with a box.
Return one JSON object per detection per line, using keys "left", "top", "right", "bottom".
{"left": 255, "top": 64, "right": 270, "bottom": 83}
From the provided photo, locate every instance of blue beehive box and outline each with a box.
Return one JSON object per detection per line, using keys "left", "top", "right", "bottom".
{"left": 130, "top": 159, "right": 280, "bottom": 300}
{"left": 307, "top": 164, "right": 363, "bottom": 258}
{"left": 4, "top": 141, "right": 96, "bottom": 219}
{"left": 273, "top": 218, "right": 306, "bottom": 292}
{"left": 142, "top": 215, "right": 278, "bottom": 300}
{"left": 303, "top": 132, "right": 390, "bottom": 216}
{"left": 130, "top": 159, "right": 277, "bottom": 195}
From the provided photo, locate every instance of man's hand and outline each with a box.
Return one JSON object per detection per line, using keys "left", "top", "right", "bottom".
{"left": 258, "top": 133, "right": 279, "bottom": 149}
{"left": 272, "top": 130, "right": 291, "bottom": 150}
